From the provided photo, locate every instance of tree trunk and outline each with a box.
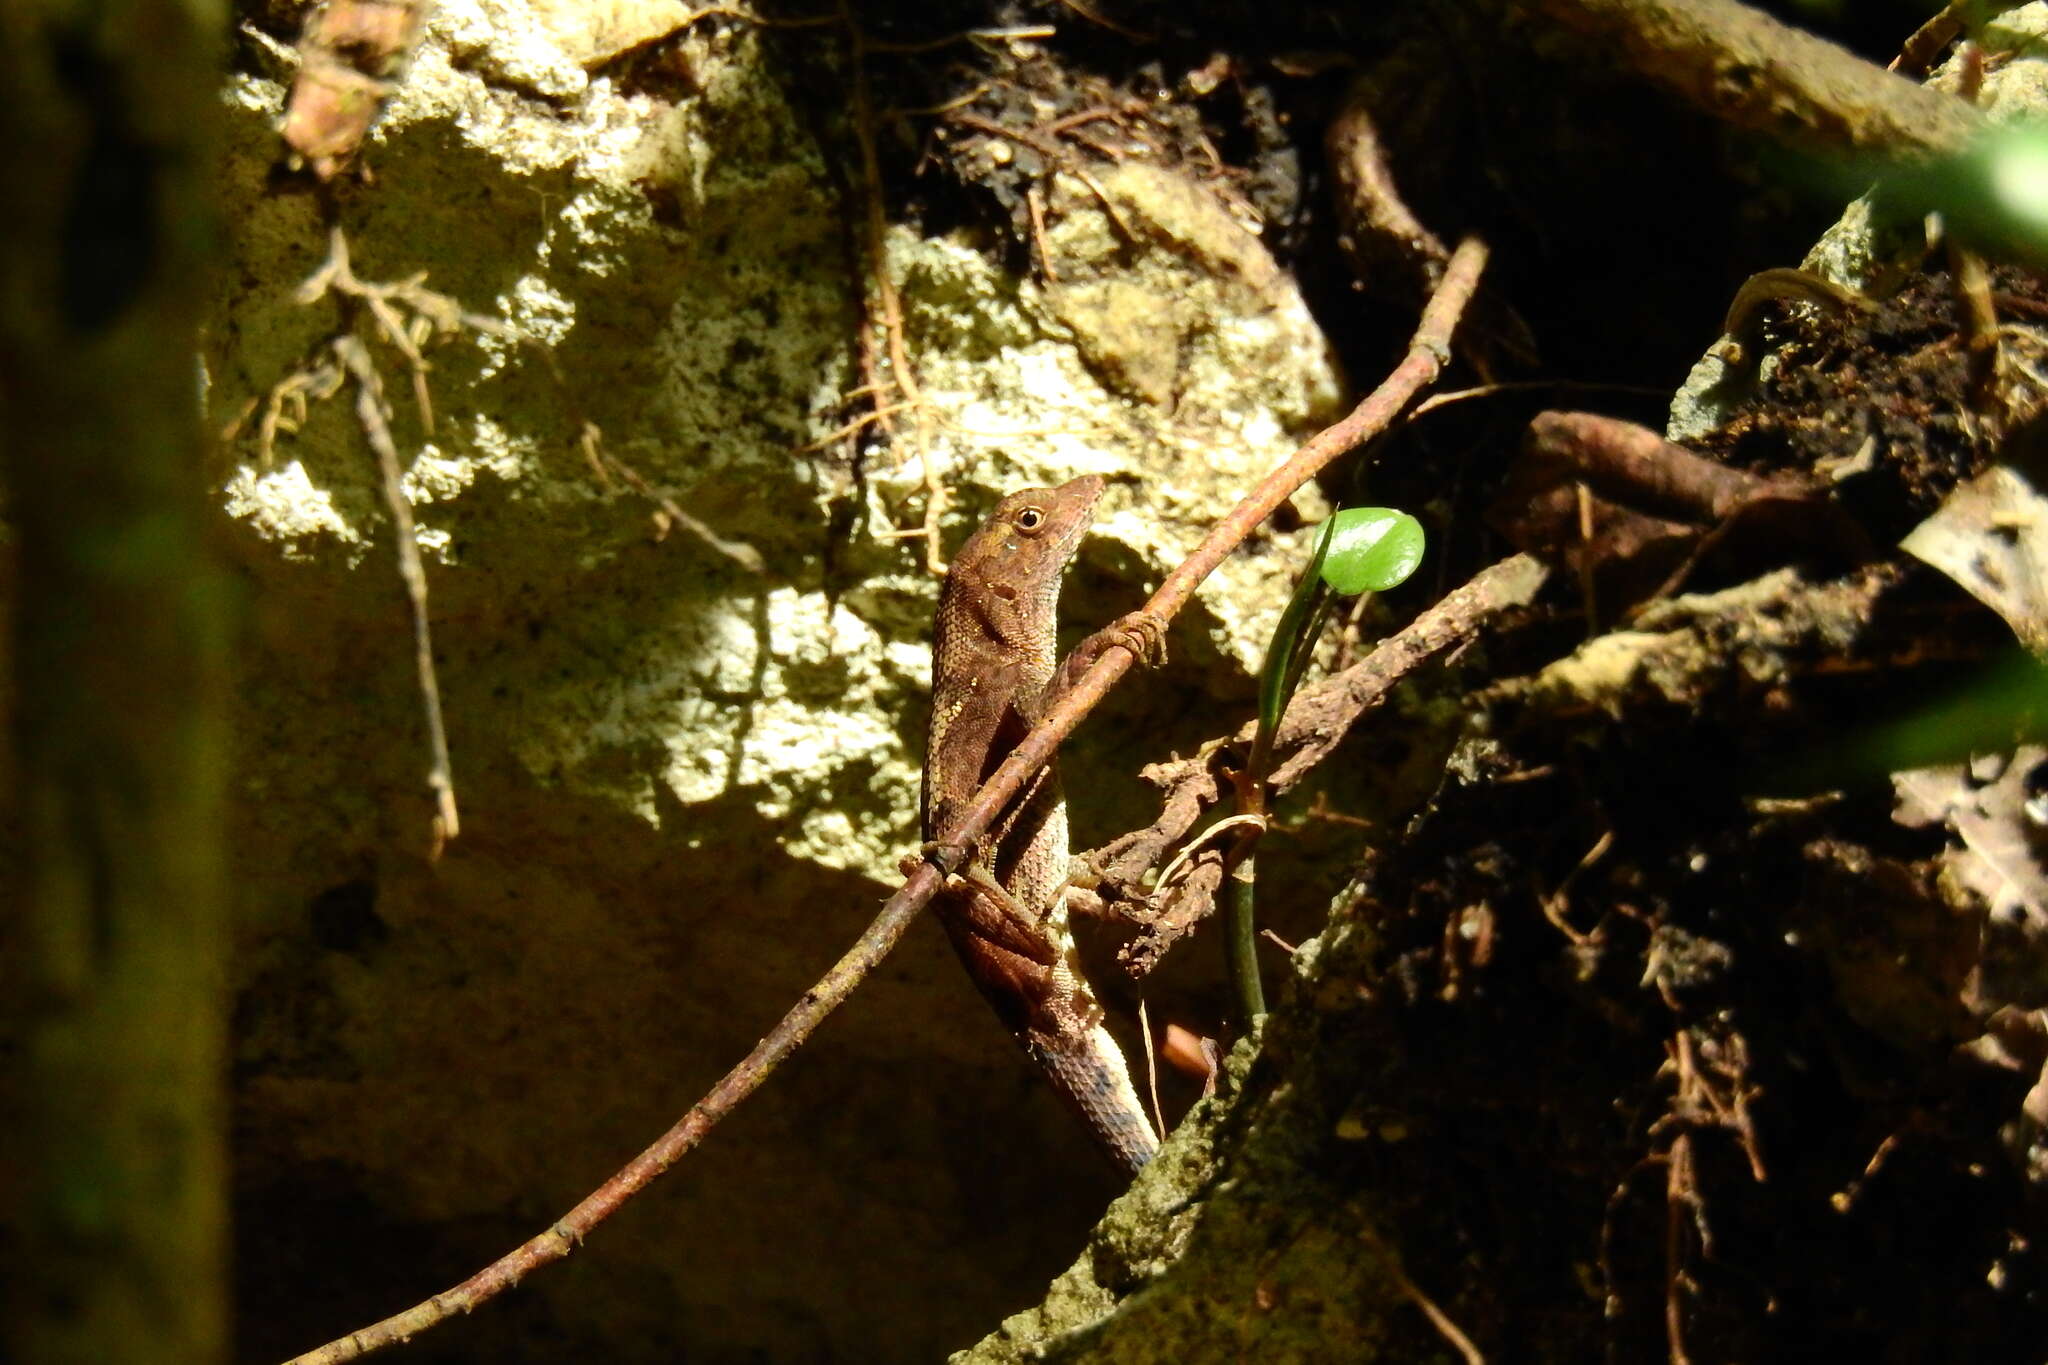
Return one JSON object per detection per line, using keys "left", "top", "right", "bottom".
{"left": 0, "top": 1, "right": 230, "bottom": 1361}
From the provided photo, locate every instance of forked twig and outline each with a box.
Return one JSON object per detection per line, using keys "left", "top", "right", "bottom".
{"left": 576, "top": 424, "right": 767, "bottom": 575}
{"left": 1093, "top": 551, "right": 1547, "bottom": 974}
{"left": 255, "top": 225, "right": 509, "bottom": 851}
{"left": 292, "top": 226, "right": 510, "bottom": 442}
{"left": 334, "top": 335, "right": 460, "bottom": 851}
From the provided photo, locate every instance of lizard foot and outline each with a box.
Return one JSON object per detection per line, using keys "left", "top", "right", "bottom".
{"left": 1063, "top": 609, "right": 1168, "bottom": 683}
{"left": 1059, "top": 854, "right": 1136, "bottom": 922}
{"left": 1100, "top": 609, "right": 1168, "bottom": 667}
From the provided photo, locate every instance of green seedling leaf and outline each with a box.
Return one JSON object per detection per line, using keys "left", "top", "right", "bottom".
{"left": 1988, "top": 126, "right": 2048, "bottom": 244}
{"left": 1880, "top": 122, "right": 2048, "bottom": 270}
{"left": 1319, "top": 507, "right": 1425, "bottom": 595}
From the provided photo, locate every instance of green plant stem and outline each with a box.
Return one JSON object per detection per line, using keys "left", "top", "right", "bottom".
{"left": 1232, "top": 529, "right": 1340, "bottom": 1026}
{"left": 1225, "top": 843, "right": 1267, "bottom": 1021}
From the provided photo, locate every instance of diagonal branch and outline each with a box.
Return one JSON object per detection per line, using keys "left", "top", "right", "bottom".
{"left": 280, "top": 863, "right": 942, "bottom": 1365}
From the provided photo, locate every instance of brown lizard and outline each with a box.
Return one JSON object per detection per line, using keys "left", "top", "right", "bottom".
{"left": 921, "top": 474, "right": 1161, "bottom": 1174}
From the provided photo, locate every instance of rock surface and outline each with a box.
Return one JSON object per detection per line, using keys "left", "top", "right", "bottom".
{"left": 204, "top": 4, "right": 1343, "bottom": 1358}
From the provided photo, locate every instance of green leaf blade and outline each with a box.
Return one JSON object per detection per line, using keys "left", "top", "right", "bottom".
{"left": 1319, "top": 507, "right": 1425, "bottom": 595}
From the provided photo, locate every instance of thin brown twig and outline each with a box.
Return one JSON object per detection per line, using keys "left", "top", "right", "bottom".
{"left": 256, "top": 361, "right": 346, "bottom": 466}
{"left": 579, "top": 425, "right": 767, "bottom": 575}
{"left": 1060, "top": 122, "right": 1135, "bottom": 164}
{"left": 793, "top": 401, "right": 916, "bottom": 453}
{"left": 1265, "top": 555, "right": 1543, "bottom": 792}
{"left": 883, "top": 84, "right": 994, "bottom": 119}
{"left": 293, "top": 226, "right": 511, "bottom": 433}
{"left": 840, "top": 0, "right": 949, "bottom": 571}
{"left": 1389, "top": 1258, "right": 1488, "bottom": 1365}
{"left": 1049, "top": 0, "right": 1155, "bottom": 43}
{"left": 1026, "top": 183, "right": 1058, "bottom": 283}
{"left": 1889, "top": 1, "right": 1966, "bottom": 77}
{"left": 865, "top": 23, "right": 1055, "bottom": 54}
{"left": 517, "top": 340, "right": 764, "bottom": 574}
{"left": 947, "top": 108, "right": 1065, "bottom": 163}
{"left": 1661, "top": 1026, "right": 1768, "bottom": 1184}
{"left": 1357, "top": 1223, "right": 1486, "bottom": 1364}
{"left": 280, "top": 241, "right": 1490, "bottom": 1364}
{"left": 1599, "top": 1155, "right": 1664, "bottom": 1339}
{"left": 1831, "top": 1120, "right": 1922, "bottom": 1211}
{"left": 1153, "top": 813, "right": 1267, "bottom": 898}
{"left": 334, "top": 336, "right": 460, "bottom": 853}
{"left": 1540, "top": 827, "right": 1613, "bottom": 946}
{"left": 1574, "top": 480, "right": 1600, "bottom": 633}
{"left": 1042, "top": 105, "right": 1123, "bottom": 138}
{"left": 1621, "top": 1006, "right": 1771, "bottom": 1365}
{"left": 257, "top": 225, "right": 516, "bottom": 852}
{"left": 1665, "top": 1133, "right": 1697, "bottom": 1365}
{"left": 1138, "top": 996, "right": 1165, "bottom": 1143}
{"left": 1298, "top": 790, "right": 1372, "bottom": 830}
{"left": 1408, "top": 379, "right": 1669, "bottom": 420}
{"left": 281, "top": 862, "right": 945, "bottom": 1365}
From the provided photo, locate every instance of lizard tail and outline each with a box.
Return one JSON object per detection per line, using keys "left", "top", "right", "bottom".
{"left": 1026, "top": 1025, "right": 1160, "bottom": 1175}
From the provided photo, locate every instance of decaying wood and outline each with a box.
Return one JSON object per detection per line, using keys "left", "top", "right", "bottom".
{"left": 1488, "top": 410, "right": 1873, "bottom": 616}
{"left": 1531, "top": 0, "right": 1979, "bottom": 161}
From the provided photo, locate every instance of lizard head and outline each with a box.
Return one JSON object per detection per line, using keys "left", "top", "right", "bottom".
{"left": 950, "top": 475, "right": 1104, "bottom": 604}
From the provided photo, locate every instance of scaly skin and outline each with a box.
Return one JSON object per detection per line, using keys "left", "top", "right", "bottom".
{"left": 923, "top": 476, "right": 1159, "bottom": 1174}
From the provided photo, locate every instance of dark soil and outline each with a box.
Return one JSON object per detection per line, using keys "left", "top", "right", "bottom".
{"left": 815, "top": 4, "right": 2048, "bottom": 1361}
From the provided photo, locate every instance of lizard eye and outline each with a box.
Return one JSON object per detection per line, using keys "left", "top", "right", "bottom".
{"left": 1013, "top": 506, "right": 1046, "bottom": 532}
